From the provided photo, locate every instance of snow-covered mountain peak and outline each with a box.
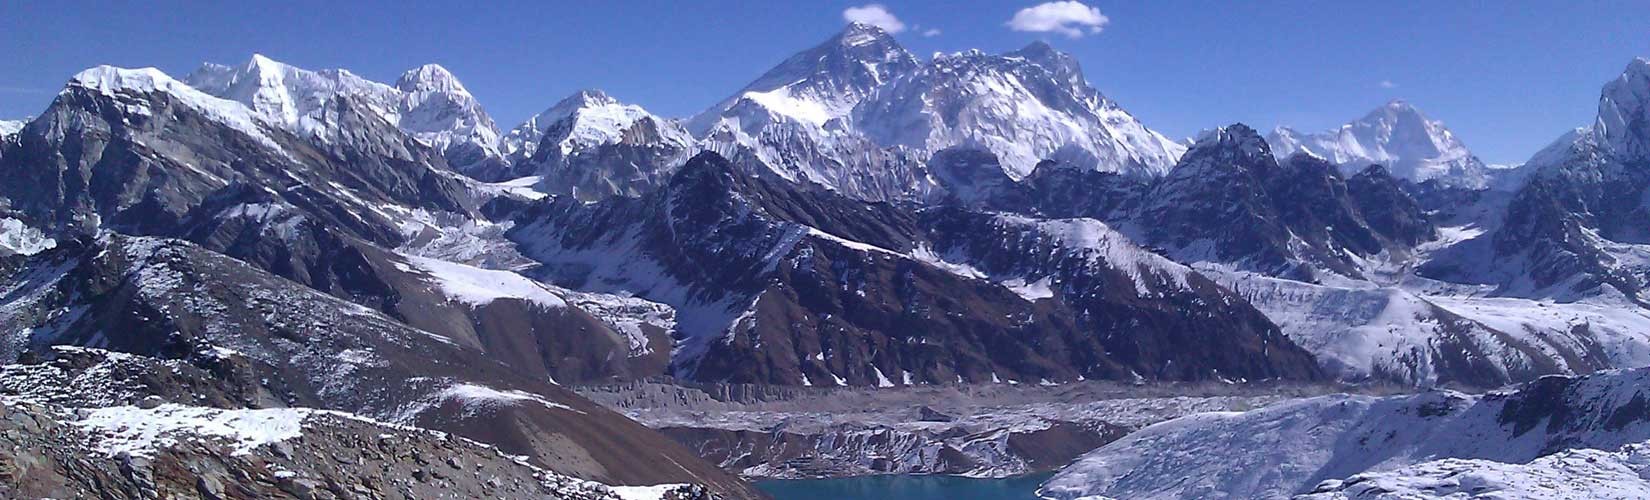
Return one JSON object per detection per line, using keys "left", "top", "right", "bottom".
{"left": 500, "top": 89, "right": 687, "bottom": 164}
{"left": 63, "top": 65, "right": 282, "bottom": 150}
{"left": 852, "top": 45, "right": 1184, "bottom": 179}
{"left": 688, "top": 22, "right": 918, "bottom": 133}
{"left": 1520, "top": 57, "right": 1650, "bottom": 173}
{"left": 836, "top": 21, "right": 893, "bottom": 48}
{"left": 394, "top": 63, "right": 468, "bottom": 94}
{"left": 545, "top": 90, "right": 679, "bottom": 146}
{"left": 935, "top": 48, "right": 988, "bottom": 61}
{"left": 1595, "top": 57, "right": 1650, "bottom": 162}
{"left": 1266, "top": 99, "right": 1487, "bottom": 187}
{"left": 71, "top": 65, "right": 200, "bottom": 95}
{"left": 549, "top": 89, "right": 622, "bottom": 114}
{"left": 1376, "top": 97, "right": 1416, "bottom": 111}
{"left": 1190, "top": 123, "right": 1272, "bottom": 161}
{"left": 184, "top": 55, "right": 503, "bottom": 172}
{"left": 185, "top": 54, "right": 399, "bottom": 133}
{"left": 496, "top": 88, "right": 694, "bottom": 200}
{"left": 0, "top": 119, "right": 23, "bottom": 137}
{"left": 823, "top": 22, "right": 907, "bottom": 62}
{"left": 237, "top": 53, "right": 286, "bottom": 85}
{"left": 1005, "top": 41, "right": 1084, "bottom": 88}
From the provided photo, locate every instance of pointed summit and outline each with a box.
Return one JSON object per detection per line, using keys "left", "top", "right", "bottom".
{"left": 550, "top": 89, "right": 620, "bottom": 111}
{"left": 501, "top": 89, "right": 689, "bottom": 166}
{"left": 1007, "top": 40, "right": 1062, "bottom": 67}
{"left": 1007, "top": 41, "right": 1085, "bottom": 88}
{"left": 1523, "top": 57, "right": 1650, "bottom": 170}
{"left": 835, "top": 21, "right": 894, "bottom": 47}
{"left": 499, "top": 89, "right": 692, "bottom": 199}
{"left": 688, "top": 22, "right": 918, "bottom": 132}
{"left": 1194, "top": 123, "right": 1266, "bottom": 148}
{"left": 1359, "top": 98, "right": 1428, "bottom": 125}
{"left": 1594, "top": 57, "right": 1650, "bottom": 162}
{"left": 1266, "top": 99, "right": 1486, "bottom": 188}
{"left": 395, "top": 63, "right": 467, "bottom": 94}
{"left": 243, "top": 53, "right": 283, "bottom": 78}
{"left": 1186, "top": 123, "right": 1272, "bottom": 165}
{"left": 1017, "top": 40, "right": 1057, "bottom": 54}
{"left": 852, "top": 43, "right": 1184, "bottom": 178}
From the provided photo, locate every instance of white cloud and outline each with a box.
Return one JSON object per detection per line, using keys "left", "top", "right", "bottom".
{"left": 922, "top": 28, "right": 942, "bottom": 37}
{"left": 1007, "top": 1, "right": 1109, "bottom": 38}
{"left": 843, "top": 4, "right": 906, "bottom": 34}
{"left": 1379, "top": 80, "right": 1399, "bottom": 89}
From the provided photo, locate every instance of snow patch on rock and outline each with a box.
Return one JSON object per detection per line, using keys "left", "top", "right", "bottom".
{"left": 394, "top": 254, "right": 568, "bottom": 309}
{"left": 74, "top": 404, "right": 311, "bottom": 457}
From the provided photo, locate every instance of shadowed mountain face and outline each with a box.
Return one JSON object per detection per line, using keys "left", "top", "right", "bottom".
{"left": 507, "top": 152, "right": 1323, "bottom": 386}
{"left": 1001, "top": 125, "right": 1438, "bottom": 283}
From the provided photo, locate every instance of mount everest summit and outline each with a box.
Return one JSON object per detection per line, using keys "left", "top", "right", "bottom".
{"left": 1, "top": 18, "right": 1650, "bottom": 499}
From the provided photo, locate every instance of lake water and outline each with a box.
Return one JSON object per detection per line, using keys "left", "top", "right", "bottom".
{"left": 755, "top": 473, "right": 1052, "bottom": 500}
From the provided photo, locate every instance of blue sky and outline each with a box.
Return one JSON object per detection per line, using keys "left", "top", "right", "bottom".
{"left": 2, "top": 1, "right": 1646, "bottom": 164}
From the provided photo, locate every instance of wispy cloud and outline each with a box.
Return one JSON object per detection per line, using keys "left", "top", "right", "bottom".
{"left": 1007, "top": 1, "right": 1109, "bottom": 38}
{"left": 1379, "top": 80, "right": 1398, "bottom": 89}
{"left": 922, "top": 28, "right": 942, "bottom": 37}
{"left": 843, "top": 4, "right": 906, "bottom": 34}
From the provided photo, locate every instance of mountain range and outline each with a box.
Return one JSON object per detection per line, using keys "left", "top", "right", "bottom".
{"left": 2, "top": 21, "right": 1649, "bottom": 497}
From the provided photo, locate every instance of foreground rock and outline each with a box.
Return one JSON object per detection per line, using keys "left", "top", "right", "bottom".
{"left": 0, "top": 395, "right": 713, "bottom": 500}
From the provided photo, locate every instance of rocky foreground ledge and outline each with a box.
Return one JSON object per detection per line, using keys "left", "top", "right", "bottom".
{"left": 0, "top": 348, "right": 717, "bottom": 500}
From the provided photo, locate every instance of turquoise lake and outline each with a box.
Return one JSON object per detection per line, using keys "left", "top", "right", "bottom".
{"left": 755, "top": 473, "right": 1052, "bottom": 500}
